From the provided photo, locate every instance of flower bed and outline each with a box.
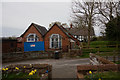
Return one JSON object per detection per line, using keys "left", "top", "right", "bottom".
{"left": 77, "top": 64, "right": 120, "bottom": 79}
{"left": 1, "top": 64, "right": 52, "bottom": 80}
{"left": 85, "top": 71, "right": 120, "bottom": 80}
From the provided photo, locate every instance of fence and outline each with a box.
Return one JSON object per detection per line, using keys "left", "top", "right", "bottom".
{"left": 82, "top": 44, "right": 120, "bottom": 52}
{"left": 102, "top": 55, "right": 120, "bottom": 63}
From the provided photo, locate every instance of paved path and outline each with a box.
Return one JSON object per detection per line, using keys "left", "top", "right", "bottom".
{"left": 2, "top": 58, "right": 90, "bottom": 78}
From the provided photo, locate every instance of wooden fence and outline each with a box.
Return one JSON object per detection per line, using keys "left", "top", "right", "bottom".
{"left": 103, "top": 55, "right": 120, "bottom": 63}
{"left": 83, "top": 44, "right": 120, "bottom": 48}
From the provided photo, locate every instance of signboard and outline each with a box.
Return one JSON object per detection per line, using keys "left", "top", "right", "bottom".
{"left": 24, "top": 41, "right": 44, "bottom": 52}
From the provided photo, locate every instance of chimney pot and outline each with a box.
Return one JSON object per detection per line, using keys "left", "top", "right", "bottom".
{"left": 70, "top": 23, "right": 73, "bottom": 29}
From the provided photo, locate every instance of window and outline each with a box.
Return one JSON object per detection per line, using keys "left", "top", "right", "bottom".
{"left": 27, "top": 33, "right": 38, "bottom": 42}
{"left": 50, "top": 34, "right": 62, "bottom": 49}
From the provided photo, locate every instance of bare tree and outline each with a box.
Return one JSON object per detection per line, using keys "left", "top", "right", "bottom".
{"left": 97, "top": 2, "right": 119, "bottom": 27}
{"left": 71, "top": 0, "right": 98, "bottom": 48}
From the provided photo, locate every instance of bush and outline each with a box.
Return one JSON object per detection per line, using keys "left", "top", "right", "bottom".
{"left": 91, "top": 37, "right": 97, "bottom": 41}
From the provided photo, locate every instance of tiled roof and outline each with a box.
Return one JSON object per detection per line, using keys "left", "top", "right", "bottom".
{"left": 53, "top": 23, "right": 80, "bottom": 44}
{"left": 20, "top": 23, "right": 47, "bottom": 37}
{"left": 66, "top": 27, "right": 95, "bottom": 36}
{"left": 32, "top": 23, "right": 47, "bottom": 36}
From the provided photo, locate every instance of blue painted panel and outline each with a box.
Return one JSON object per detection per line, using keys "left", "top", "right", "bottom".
{"left": 24, "top": 41, "right": 44, "bottom": 52}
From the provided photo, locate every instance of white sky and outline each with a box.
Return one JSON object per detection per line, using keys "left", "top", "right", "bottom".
{"left": 1, "top": 0, "right": 101, "bottom": 37}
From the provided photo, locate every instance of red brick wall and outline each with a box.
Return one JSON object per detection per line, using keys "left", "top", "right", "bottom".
{"left": 17, "top": 42, "right": 22, "bottom": 48}
{"left": 2, "top": 40, "right": 17, "bottom": 53}
{"left": 77, "top": 64, "right": 120, "bottom": 72}
{"left": 44, "top": 24, "right": 70, "bottom": 51}
{"left": 21, "top": 25, "right": 44, "bottom": 49}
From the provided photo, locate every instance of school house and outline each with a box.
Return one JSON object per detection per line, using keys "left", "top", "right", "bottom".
{"left": 18, "top": 23, "right": 80, "bottom": 52}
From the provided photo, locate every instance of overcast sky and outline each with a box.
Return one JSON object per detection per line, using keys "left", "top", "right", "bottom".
{"left": 1, "top": 0, "right": 100, "bottom": 37}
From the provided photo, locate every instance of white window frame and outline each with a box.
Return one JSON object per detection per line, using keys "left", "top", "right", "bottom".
{"left": 26, "top": 33, "right": 38, "bottom": 42}
{"left": 49, "top": 34, "right": 62, "bottom": 49}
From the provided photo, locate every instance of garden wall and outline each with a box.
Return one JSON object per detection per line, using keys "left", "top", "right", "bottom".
{"left": 2, "top": 64, "right": 52, "bottom": 80}
{"left": 77, "top": 53, "right": 119, "bottom": 79}
{"left": 68, "top": 49, "right": 82, "bottom": 57}
{"left": 2, "top": 51, "right": 56, "bottom": 63}
{"left": 89, "top": 53, "right": 115, "bottom": 65}
{"left": 77, "top": 64, "right": 120, "bottom": 78}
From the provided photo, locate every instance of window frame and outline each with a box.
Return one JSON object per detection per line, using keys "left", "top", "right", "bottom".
{"left": 26, "top": 33, "right": 38, "bottom": 42}
{"left": 49, "top": 34, "right": 62, "bottom": 49}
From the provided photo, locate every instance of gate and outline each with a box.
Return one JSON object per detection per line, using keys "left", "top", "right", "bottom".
{"left": 24, "top": 41, "right": 44, "bottom": 52}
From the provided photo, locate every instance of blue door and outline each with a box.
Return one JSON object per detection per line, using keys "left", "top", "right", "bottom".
{"left": 24, "top": 41, "right": 44, "bottom": 52}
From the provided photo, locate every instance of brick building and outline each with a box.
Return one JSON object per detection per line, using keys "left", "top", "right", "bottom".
{"left": 66, "top": 24, "right": 95, "bottom": 42}
{"left": 18, "top": 23, "right": 47, "bottom": 51}
{"left": 19, "top": 23, "right": 80, "bottom": 52}
{"left": 44, "top": 23, "right": 80, "bottom": 52}
{"left": 1, "top": 38, "right": 17, "bottom": 53}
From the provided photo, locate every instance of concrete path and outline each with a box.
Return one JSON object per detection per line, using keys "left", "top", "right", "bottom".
{"left": 2, "top": 58, "right": 90, "bottom": 78}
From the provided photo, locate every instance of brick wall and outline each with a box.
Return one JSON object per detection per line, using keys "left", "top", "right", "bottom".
{"left": 89, "top": 53, "right": 115, "bottom": 65}
{"left": 2, "top": 64, "right": 52, "bottom": 79}
{"left": 2, "top": 51, "right": 55, "bottom": 63}
{"left": 21, "top": 25, "right": 44, "bottom": 51}
{"left": 2, "top": 40, "right": 17, "bottom": 53}
{"left": 77, "top": 64, "right": 120, "bottom": 78}
{"left": 77, "top": 53, "right": 119, "bottom": 79}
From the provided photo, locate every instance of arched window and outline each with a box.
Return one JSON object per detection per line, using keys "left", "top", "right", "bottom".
{"left": 50, "top": 34, "right": 62, "bottom": 49}
{"left": 27, "top": 33, "right": 38, "bottom": 42}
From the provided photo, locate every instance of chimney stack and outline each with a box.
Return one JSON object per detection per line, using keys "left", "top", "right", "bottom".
{"left": 70, "top": 23, "right": 73, "bottom": 29}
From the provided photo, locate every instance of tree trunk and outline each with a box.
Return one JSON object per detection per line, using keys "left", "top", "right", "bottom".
{"left": 88, "top": 29, "right": 90, "bottom": 48}
{"left": 88, "top": 17, "right": 92, "bottom": 48}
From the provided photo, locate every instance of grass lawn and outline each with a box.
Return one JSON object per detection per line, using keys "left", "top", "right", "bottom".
{"left": 114, "top": 61, "right": 120, "bottom": 64}
{"left": 85, "top": 71, "right": 120, "bottom": 79}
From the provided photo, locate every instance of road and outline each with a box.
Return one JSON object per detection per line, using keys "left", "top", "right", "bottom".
{"left": 2, "top": 58, "right": 90, "bottom": 78}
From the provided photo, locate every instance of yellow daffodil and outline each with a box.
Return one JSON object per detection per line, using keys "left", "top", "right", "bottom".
{"left": 29, "top": 72, "right": 33, "bottom": 75}
{"left": 5, "top": 68, "right": 8, "bottom": 70}
{"left": 89, "top": 71, "right": 92, "bottom": 74}
{"left": 15, "top": 67, "right": 19, "bottom": 70}
{"left": 34, "top": 69, "right": 37, "bottom": 72}
{"left": 2, "top": 68, "right": 6, "bottom": 71}
{"left": 98, "top": 78, "right": 101, "bottom": 80}
{"left": 0, "top": 68, "right": 1, "bottom": 70}
{"left": 31, "top": 70, "right": 35, "bottom": 73}
{"left": 24, "top": 66, "right": 26, "bottom": 68}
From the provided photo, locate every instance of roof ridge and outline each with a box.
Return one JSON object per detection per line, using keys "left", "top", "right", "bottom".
{"left": 20, "top": 23, "right": 47, "bottom": 37}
